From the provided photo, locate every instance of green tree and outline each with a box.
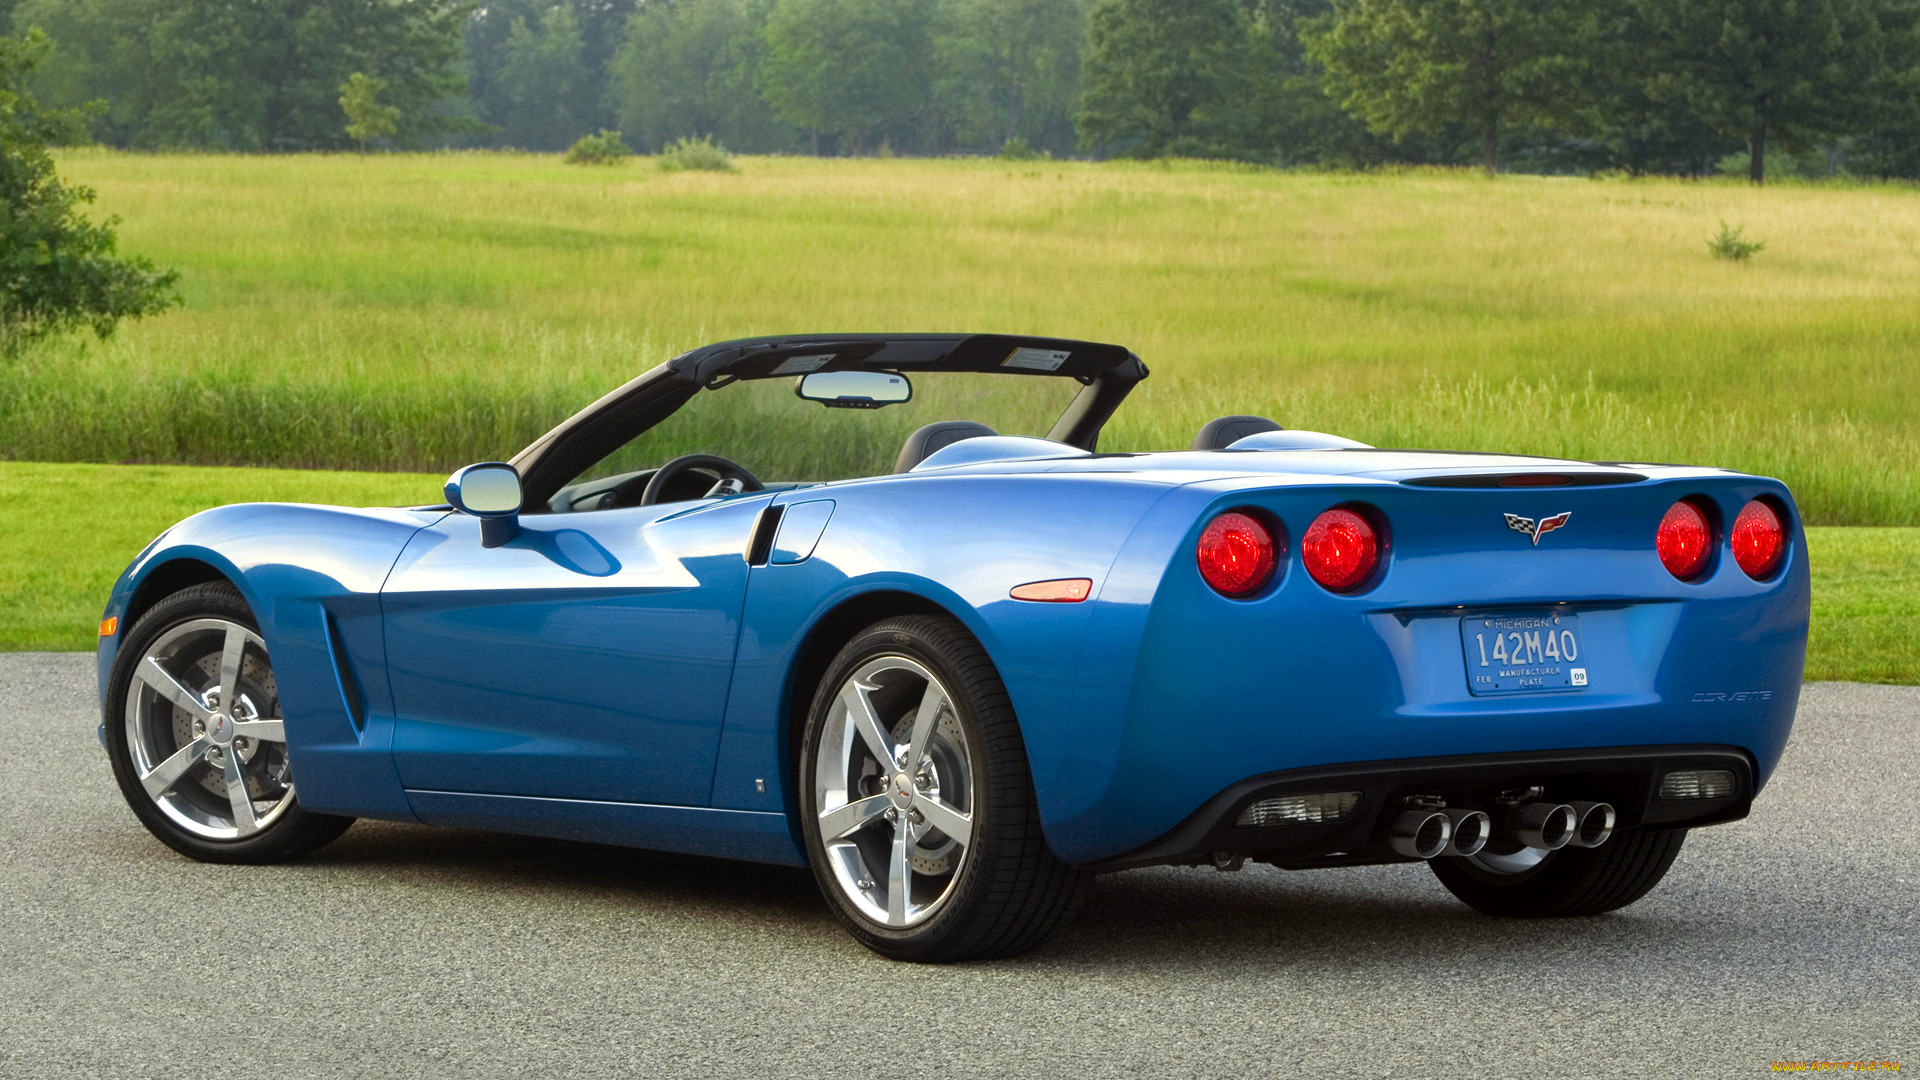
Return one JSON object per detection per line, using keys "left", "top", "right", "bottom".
{"left": 493, "top": 5, "right": 591, "bottom": 150}
{"left": 1573, "top": 3, "right": 1744, "bottom": 177}
{"left": 1304, "top": 0, "right": 1601, "bottom": 171}
{"left": 1075, "top": 0, "right": 1245, "bottom": 156}
{"left": 1238, "top": 0, "right": 1412, "bottom": 166}
{"left": 339, "top": 72, "right": 398, "bottom": 151}
{"left": 1632, "top": 0, "right": 1899, "bottom": 183}
{"left": 3, "top": 0, "right": 145, "bottom": 146}
{"left": 1, "top": 29, "right": 176, "bottom": 356}
{"left": 1852, "top": 5, "right": 1920, "bottom": 179}
{"left": 464, "top": 0, "right": 634, "bottom": 148}
{"left": 1073, "top": 0, "right": 1410, "bottom": 164}
{"left": 932, "top": 0, "right": 1088, "bottom": 154}
{"left": 11, "top": 0, "right": 466, "bottom": 151}
{"left": 613, "top": 0, "right": 792, "bottom": 152}
{"left": 761, "top": 0, "right": 933, "bottom": 154}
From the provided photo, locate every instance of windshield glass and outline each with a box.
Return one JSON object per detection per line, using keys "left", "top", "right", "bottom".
{"left": 566, "top": 371, "right": 1083, "bottom": 492}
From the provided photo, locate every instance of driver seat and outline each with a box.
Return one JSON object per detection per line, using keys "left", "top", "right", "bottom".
{"left": 895, "top": 421, "right": 997, "bottom": 472}
{"left": 1192, "top": 414, "right": 1283, "bottom": 450}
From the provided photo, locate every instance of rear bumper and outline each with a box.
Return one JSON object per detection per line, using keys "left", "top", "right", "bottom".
{"left": 1085, "top": 744, "right": 1753, "bottom": 871}
{"left": 1012, "top": 475, "right": 1808, "bottom": 865}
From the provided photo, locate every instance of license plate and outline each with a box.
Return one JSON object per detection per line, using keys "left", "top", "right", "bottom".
{"left": 1460, "top": 611, "right": 1588, "bottom": 695}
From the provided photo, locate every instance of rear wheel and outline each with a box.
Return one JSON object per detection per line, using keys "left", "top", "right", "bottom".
{"left": 798, "top": 615, "right": 1088, "bottom": 962}
{"left": 105, "top": 582, "right": 353, "bottom": 864}
{"left": 1429, "top": 827, "right": 1688, "bottom": 917}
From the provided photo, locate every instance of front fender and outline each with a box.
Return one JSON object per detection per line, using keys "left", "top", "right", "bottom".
{"left": 97, "top": 502, "right": 445, "bottom": 822}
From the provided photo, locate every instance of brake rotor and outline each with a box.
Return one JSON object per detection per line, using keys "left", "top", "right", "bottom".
{"left": 890, "top": 708, "right": 967, "bottom": 876}
{"left": 166, "top": 651, "right": 287, "bottom": 803}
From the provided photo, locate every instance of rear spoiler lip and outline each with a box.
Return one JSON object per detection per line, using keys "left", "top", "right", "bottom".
{"left": 1399, "top": 469, "right": 1650, "bottom": 489}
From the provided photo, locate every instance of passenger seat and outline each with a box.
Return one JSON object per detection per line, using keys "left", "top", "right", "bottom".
{"left": 895, "top": 421, "right": 997, "bottom": 472}
{"left": 1191, "top": 415, "right": 1283, "bottom": 450}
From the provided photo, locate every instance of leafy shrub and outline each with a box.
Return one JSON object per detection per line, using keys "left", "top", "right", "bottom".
{"left": 996, "top": 136, "right": 1046, "bottom": 161}
{"left": 1707, "top": 220, "right": 1766, "bottom": 262}
{"left": 657, "top": 135, "right": 734, "bottom": 172}
{"left": 1, "top": 30, "right": 178, "bottom": 357}
{"left": 563, "top": 130, "right": 631, "bottom": 166}
{"left": 338, "top": 72, "right": 399, "bottom": 152}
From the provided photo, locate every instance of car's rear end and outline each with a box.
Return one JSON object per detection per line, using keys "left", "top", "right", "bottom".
{"left": 1045, "top": 451, "right": 1807, "bottom": 907}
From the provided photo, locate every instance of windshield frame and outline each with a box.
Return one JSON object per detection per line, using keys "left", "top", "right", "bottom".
{"left": 508, "top": 333, "right": 1146, "bottom": 509}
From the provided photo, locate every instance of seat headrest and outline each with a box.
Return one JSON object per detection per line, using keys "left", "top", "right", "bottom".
{"left": 1192, "top": 414, "right": 1283, "bottom": 450}
{"left": 895, "top": 421, "right": 998, "bottom": 473}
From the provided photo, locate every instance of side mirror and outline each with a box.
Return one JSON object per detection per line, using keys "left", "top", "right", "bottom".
{"left": 795, "top": 370, "right": 912, "bottom": 409}
{"left": 445, "top": 462, "right": 522, "bottom": 548}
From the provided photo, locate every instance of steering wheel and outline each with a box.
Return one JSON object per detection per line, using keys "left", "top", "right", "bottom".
{"left": 639, "top": 453, "right": 765, "bottom": 506}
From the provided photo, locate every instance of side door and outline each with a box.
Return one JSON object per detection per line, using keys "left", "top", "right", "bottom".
{"left": 379, "top": 494, "right": 768, "bottom": 806}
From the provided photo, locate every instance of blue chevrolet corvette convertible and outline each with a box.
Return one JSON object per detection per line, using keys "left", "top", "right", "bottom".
{"left": 98, "top": 333, "right": 1808, "bottom": 961}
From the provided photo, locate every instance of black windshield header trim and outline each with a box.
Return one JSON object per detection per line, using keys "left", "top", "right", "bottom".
{"left": 669, "top": 333, "right": 1140, "bottom": 384}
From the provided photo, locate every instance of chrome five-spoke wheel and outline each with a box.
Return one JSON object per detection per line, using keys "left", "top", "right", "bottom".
{"left": 125, "top": 617, "right": 292, "bottom": 839}
{"left": 814, "top": 655, "right": 975, "bottom": 928}
{"left": 106, "top": 582, "right": 352, "bottom": 863}
{"left": 799, "top": 615, "right": 1088, "bottom": 962}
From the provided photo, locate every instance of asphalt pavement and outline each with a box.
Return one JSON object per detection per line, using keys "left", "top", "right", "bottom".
{"left": 1, "top": 652, "right": 1913, "bottom": 1079}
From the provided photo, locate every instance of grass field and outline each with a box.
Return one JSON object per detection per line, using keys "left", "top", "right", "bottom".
{"left": 6, "top": 152, "right": 1918, "bottom": 526}
{"left": 1, "top": 461, "right": 1910, "bottom": 683}
{"left": 3, "top": 153, "right": 1913, "bottom": 680}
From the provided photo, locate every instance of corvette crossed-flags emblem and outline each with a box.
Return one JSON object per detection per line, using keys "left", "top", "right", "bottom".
{"left": 1504, "top": 511, "right": 1572, "bottom": 546}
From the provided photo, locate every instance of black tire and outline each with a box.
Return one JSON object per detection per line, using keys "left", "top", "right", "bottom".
{"left": 1429, "top": 827, "right": 1688, "bottom": 917}
{"left": 797, "top": 615, "right": 1090, "bottom": 962}
{"left": 105, "top": 581, "right": 354, "bottom": 864}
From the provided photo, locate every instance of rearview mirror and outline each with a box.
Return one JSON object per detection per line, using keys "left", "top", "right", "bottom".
{"left": 795, "top": 370, "right": 912, "bottom": 409}
{"left": 445, "top": 462, "right": 522, "bottom": 548}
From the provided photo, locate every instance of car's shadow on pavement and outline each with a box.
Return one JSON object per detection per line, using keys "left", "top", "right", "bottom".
{"left": 283, "top": 818, "right": 1702, "bottom": 971}
{"left": 305, "top": 818, "right": 825, "bottom": 915}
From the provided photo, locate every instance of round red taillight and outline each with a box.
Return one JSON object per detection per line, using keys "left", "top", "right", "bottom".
{"left": 1196, "top": 511, "right": 1278, "bottom": 598}
{"left": 1730, "top": 499, "right": 1785, "bottom": 579}
{"left": 1302, "top": 508, "right": 1380, "bottom": 591}
{"left": 1657, "top": 500, "right": 1713, "bottom": 580}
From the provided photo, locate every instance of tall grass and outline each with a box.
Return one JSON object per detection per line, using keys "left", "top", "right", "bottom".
{"left": 9, "top": 152, "right": 1919, "bottom": 523}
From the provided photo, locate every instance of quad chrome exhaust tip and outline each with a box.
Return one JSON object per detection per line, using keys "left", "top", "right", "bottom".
{"left": 1509, "top": 802, "right": 1578, "bottom": 850}
{"left": 1391, "top": 799, "right": 1607, "bottom": 860}
{"left": 1439, "top": 809, "right": 1492, "bottom": 858}
{"left": 1388, "top": 809, "right": 1451, "bottom": 860}
{"left": 1567, "top": 801, "right": 1616, "bottom": 848}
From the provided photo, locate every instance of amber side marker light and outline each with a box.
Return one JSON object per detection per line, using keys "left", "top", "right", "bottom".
{"left": 98, "top": 617, "right": 118, "bottom": 638}
{"left": 1010, "top": 578, "right": 1093, "bottom": 603}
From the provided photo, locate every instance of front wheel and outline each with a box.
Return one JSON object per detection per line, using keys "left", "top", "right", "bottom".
{"left": 798, "top": 615, "right": 1088, "bottom": 962}
{"left": 1429, "top": 827, "right": 1689, "bottom": 917}
{"left": 105, "top": 581, "right": 353, "bottom": 864}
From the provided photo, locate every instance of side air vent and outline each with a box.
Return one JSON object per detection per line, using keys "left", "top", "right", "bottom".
{"left": 747, "top": 504, "right": 785, "bottom": 566}
{"left": 1403, "top": 471, "right": 1647, "bottom": 489}
{"left": 323, "top": 611, "right": 367, "bottom": 733}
